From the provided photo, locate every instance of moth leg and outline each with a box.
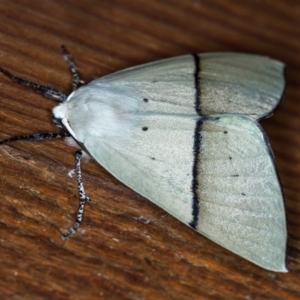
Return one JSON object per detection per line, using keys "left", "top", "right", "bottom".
{"left": 61, "top": 45, "right": 85, "bottom": 91}
{"left": 62, "top": 150, "right": 90, "bottom": 240}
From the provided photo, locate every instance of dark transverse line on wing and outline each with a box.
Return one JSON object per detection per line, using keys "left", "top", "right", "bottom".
{"left": 190, "top": 53, "right": 202, "bottom": 229}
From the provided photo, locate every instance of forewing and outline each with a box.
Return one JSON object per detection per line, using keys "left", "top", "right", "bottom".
{"left": 93, "top": 53, "right": 285, "bottom": 119}
{"left": 82, "top": 114, "right": 287, "bottom": 271}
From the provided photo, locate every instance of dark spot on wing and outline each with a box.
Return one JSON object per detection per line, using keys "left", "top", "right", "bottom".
{"left": 142, "top": 127, "right": 148, "bottom": 131}
{"left": 143, "top": 98, "right": 148, "bottom": 102}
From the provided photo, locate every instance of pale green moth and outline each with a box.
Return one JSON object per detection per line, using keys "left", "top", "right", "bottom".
{"left": 0, "top": 47, "right": 287, "bottom": 272}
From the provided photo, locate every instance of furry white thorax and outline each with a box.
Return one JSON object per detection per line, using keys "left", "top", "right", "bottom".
{"left": 52, "top": 83, "right": 139, "bottom": 145}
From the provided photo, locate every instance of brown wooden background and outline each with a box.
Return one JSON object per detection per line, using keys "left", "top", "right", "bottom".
{"left": 0, "top": 1, "right": 299, "bottom": 299}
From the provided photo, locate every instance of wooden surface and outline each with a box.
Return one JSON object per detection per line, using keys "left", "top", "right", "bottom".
{"left": 0, "top": 0, "right": 299, "bottom": 299}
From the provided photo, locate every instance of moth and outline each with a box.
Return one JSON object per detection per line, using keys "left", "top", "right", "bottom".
{"left": 0, "top": 47, "right": 287, "bottom": 272}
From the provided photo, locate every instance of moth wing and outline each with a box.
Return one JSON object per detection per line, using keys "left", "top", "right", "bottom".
{"left": 196, "top": 115, "right": 287, "bottom": 272}
{"left": 81, "top": 114, "right": 287, "bottom": 272}
{"left": 94, "top": 52, "right": 285, "bottom": 119}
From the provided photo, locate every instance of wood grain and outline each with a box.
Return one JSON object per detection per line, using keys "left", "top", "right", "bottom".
{"left": 0, "top": 0, "right": 299, "bottom": 299}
